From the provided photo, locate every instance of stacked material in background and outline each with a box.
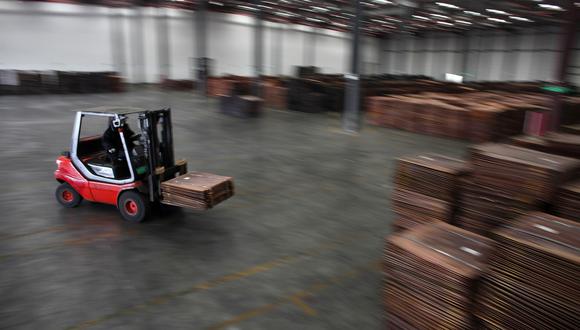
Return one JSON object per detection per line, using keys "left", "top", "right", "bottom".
{"left": 391, "top": 153, "right": 469, "bottom": 231}
{"left": 219, "top": 95, "right": 263, "bottom": 118}
{"left": 206, "top": 76, "right": 253, "bottom": 97}
{"left": 456, "top": 179, "right": 535, "bottom": 236}
{"left": 161, "top": 79, "right": 194, "bottom": 91}
{"left": 476, "top": 212, "right": 579, "bottom": 329}
{"left": 383, "top": 222, "right": 493, "bottom": 330}
{"left": 0, "top": 70, "right": 123, "bottom": 95}
{"left": 510, "top": 132, "right": 580, "bottom": 158}
{"left": 262, "top": 82, "right": 288, "bottom": 109}
{"left": 554, "top": 180, "right": 580, "bottom": 220}
{"left": 562, "top": 124, "right": 580, "bottom": 135}
{"left": 470, "top": 143, "right": 580, "bottom": 206}
{"left": 161, "top": 172, "right": 234, "bottom": 210}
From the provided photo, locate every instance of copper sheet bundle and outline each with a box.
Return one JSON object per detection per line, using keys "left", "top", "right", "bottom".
{"left": 392, "top": 154, "right": 469, "bottom": 230}
{"left": 475, "top": 212, "right": 580, "bottom": 329}
{"left": 470, "top": 143, "right": 580, "bottom": 205}
{"left": 554, "top": 180, "right": 580, "bottom": 220}
{"left": 395, "top": 153, "right": 469, "bottom": 202}
{"left": 456, "top": 179, "right": 536, "bottom": 236}
{"left": 161, "top": 172, "right": 234, "bottom": 210}
{"left": 392, "top": 188, "right": 451, "bottom": 230}
{"left": 263, "top": 84, "right": 287, "bottom": 109}
{"left": 510, "top": 133, "right": 580, "bottom": 158}
{"left": 383, "top": 222, "right": 493, "bottom": 330}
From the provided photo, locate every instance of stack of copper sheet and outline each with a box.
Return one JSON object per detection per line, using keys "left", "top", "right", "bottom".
{"left": 561, "top": 124, "right": 580, "bottom": 135}
{"left": 510, "top": 133, "right": 580, "bottom": 158}
{"left": 161, "top": 172, "right": 234, "bottom": 210}
{"left": 384, "top": 222, "right": 493, "bottom": 330}
{"left": 470, "top": 143, "right": 580, "bottom": 205}
{"left": 456, "top": 179, "right": 536, "bottom": 236}
{"left": 476, "top": 212, "right": 579, "bottom": 329}
{"left": 262, "top": 83, "right": 287, "bottom": 109}
{"left": 392, "top": 154, "right": 469, "bottom": 231}
{"left": 554, "top": 180, "right": 580, "bottom": 220}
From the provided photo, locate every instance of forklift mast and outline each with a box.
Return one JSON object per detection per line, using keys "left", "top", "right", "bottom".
{"left": 138, "top": 108, "right": 176, "bottom": 202}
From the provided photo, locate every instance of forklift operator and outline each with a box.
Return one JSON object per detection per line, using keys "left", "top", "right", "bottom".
{"left": 102, "top": 118, "right": 136, "bottom": 164}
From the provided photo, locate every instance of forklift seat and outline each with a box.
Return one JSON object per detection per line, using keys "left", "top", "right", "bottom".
{"left": 84, "top": 153, "right": 130, "bottom": 180}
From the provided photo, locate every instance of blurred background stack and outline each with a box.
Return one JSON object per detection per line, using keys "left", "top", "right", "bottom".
{"left": 476, "top": 213, "right": 579, "bottom": 329}
{"left": 0, "top": 70, "right": 124, "bottom": 95}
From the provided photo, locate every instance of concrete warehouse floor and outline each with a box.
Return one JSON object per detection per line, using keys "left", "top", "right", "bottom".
{"left": 0, "top": 89, "right": 469, "bottom": 330}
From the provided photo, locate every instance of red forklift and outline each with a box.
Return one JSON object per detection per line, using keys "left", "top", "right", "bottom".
{"left": 54, "top": 106, "right": 234, "bottom": 222}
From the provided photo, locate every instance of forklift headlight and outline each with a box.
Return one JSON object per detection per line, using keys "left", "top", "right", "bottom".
{"left": 56, "top": 159, "right": 62, "bottom": 166}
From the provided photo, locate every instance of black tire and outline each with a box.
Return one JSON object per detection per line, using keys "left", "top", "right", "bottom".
{"left": 117, "top": 190, "right": 150, "bottom": 223}
{"left": 55, "top": 183, "right": 82, "bottom": 208}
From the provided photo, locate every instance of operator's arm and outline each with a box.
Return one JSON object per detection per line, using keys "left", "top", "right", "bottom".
{"left": 102, "top": 128, "right": 118, "bottom": 156}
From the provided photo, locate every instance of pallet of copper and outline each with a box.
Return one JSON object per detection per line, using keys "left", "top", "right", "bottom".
{"left": 394, "top": 153, "right": 470, "bottom": 202}
{"left": 383, "top": 222, "right": 493, "bottom": 330}
{"left": 391, "top": 187, "right": 452, "bottom": 227}
{"left": 475, "top": 212, "right": 579, "bottom": 329}
{"left": 468, "top": 104, "right": 524, "bottom": 143}
{"left": 470, "top": 143, "right": 580, "bottom": 205}
{"left": 219, "top": 95, "right": 263, "bottom": 118}
{"left": 510, "top": 133, "right": 580, "bottom": 159}
{"left": 553, "top": 180, "right": 580, "bottom": 221}
{"left": 262, "top": 84, "right": 287, "bottom": 109}
{"left": 561, "top": 124, "right": 580, "bottom": 135}
{"left": 160, "top": 172, "right": 234, "bottom": 210}
{"left": 455, "top": 179, "right": 536, "bottom": 237}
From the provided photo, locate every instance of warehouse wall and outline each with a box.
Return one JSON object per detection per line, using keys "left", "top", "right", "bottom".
{"left": 0, "top": 1, "right": 380, "bottom": 83}
{"left": 380, "top": 27, "right": 580, "bottom": 84}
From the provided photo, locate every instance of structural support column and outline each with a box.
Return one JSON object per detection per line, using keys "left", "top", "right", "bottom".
{"left": 551, "top": 4, "right": 579, "bottom": 129}
{"left": 342, "top": 0, "right": 362, "bottom": 132}
{"left": 157, "top": 7, "right": 171, "bottom": 82}
{"left": 271, "top": 26, "right": 283, "bottom": 75}
{"left": 460, "top": 32, "right": 470, "bottom": 81}
{"left": 131, "top": 6, "right": 146, "bottom": 83}
{"left": 195, "top": 0, "right": 208, "bottom": 95}
{"left": 253, "top": 0, "right": 264, "bottom": 96}
{"left": 109, "top": 8, "right": 126, "bottom": 77}
{"left": 501, "top": 31, "right": 519, "bottom": 81}
{"left": 304, "top": 28, "right": 317, "bottom": 66}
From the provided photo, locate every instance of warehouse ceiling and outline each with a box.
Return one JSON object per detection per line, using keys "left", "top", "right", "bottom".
{"left": 24, "top": 0, "right": 579, "bottom": 36}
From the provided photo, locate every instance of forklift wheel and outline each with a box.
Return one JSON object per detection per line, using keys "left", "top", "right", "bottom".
{"left": 118, "top": 191, "right": 150, "bottom": 223}
{"left": 56, "top": 183, "right": 82, "bottom": 208}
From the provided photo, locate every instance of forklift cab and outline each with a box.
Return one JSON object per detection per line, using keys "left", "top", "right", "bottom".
{"left": 71, "top": 107, "right": 143, "bottom": 185}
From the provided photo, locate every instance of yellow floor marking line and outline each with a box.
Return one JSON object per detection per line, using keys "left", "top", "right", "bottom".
{"left": 206, "top": 260, "right": 381, "bottom": 330}
{"left": 65, "top": 233, "right": 369, "bottom": 330}
{"left": 290, "top": 296, "right": 318, "bottom": 316}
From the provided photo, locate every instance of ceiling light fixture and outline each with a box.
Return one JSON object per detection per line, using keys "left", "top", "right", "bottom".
{"left": 486, "top": 9, "right": 510, "bottom": 15}
{"left": 538, "top": 3, "right": 564, "bottom": 10}
{"left": 455, "top": 20, "right": 472, "bottom": 25}
{"left": 238, "top": 5, "right": 258, "bottom": 11}
{"left": 430, "top": 13, "right": 450, "bottom": 19}
{"left": 311, "top": 6, "right": 329, "bottom": 12}
{"left": 464, "top": 11, "right": 482, "bottom": 16}
{"left": 209, "top": 1, "right": 223, "bottom": 5}
{"left": 373, "top": 0, "right": 393, "bottom": 4}
{"left": 436, "top": 2, "right": 460, "bottom": 9}
{"left": 412, "top": 15, "right": 430, "bottom": 20}
{"left": 488, "top": 17, "right": 508, "bottom": 23}
{"left": 510, "top": 16, "right": 533, "bottom": 22}
{"left": 437, "top": 21, "right": 454, "bottom": 26}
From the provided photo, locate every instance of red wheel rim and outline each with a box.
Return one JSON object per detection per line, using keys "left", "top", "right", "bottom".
{"left": 125, "top": 200, "right": 138, "bottom": 216}
{"left": 62, "top": 190, "right": 74, "bottom": 202}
